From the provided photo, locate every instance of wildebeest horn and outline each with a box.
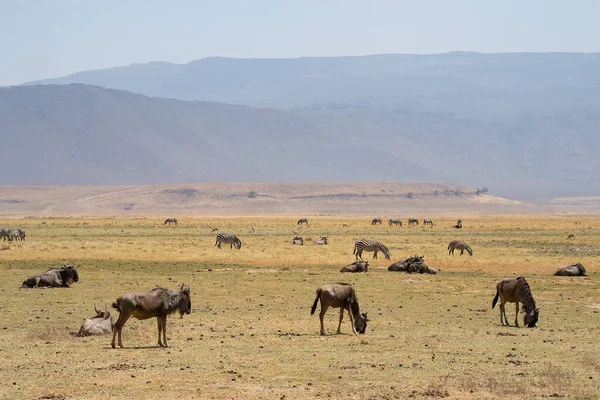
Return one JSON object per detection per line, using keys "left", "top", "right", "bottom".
{"left": 536, "top": 305, "right": 543, "bottom": 311}
{"left": 94, "top": 304, "right": 100, "bottom": 313}
{"left": 105, "top": 302, "right": 108, "bottom": 312}
{"left": 180, "top": 283, "right": 185, "bottom": 291}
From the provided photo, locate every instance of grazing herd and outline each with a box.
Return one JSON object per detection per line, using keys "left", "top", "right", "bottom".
{"left": 15, "top": 216, "right": 591, "bottom": 344}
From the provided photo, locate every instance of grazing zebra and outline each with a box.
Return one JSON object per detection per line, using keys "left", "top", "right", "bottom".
{"left": 18, "top": 229, "right": 25, "bottom": 241}
{"left": 353, "top": 239, "right": 391, "bottom": 260}
{"left": 408, "top": 218, "right": 419, "bottom": 226}
{"left": 314, "top": 236, "right": 328, "bottom": 245}
{"left": 423, "top": 219, "right": 434, "bottom": 227}
{"left": 164, "top": 218, "right": 178, "bottom": 226}
{"left": 388, "top": 218, "right": 402, "bottom": 227}
{"left": 453, "top": 219, "right": 463, "bottom": 229}
{"left": 448, "top": 240, "right": 473, "bottom": 256}
{"left": 215, "top": 233, "right": 242, "bottom": 250}
{"left": 371, "top": 218, "right": 382, "bottom": 225}
{"left": 297, "top": 218, "right": 310, "bottom": 227}
{"left": 0, "top": 228, "right": 8, "bottom": 241}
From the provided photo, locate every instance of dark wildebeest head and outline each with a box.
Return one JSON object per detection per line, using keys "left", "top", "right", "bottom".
{"left": 340, "top": 260, "right": 369, "bottom": 273}
{"left": 111, "top": 284, "right": 191, "bottom": 348}
{"left": 77, "top": 303, "right": 115, "bottom": 337}
{"left": 554, "top": 262, "right": 587, "bottom": 276}
{"left": 310, "top": 283, "right": 369, "bottom": 335}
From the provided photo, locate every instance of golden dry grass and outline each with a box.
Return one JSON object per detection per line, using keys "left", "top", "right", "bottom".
{"left": 0, "top": 215, "right": 599, "bottom": 399}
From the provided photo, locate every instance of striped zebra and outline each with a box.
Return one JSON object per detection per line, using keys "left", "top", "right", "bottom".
{"left": 408, "top": 218, "right": 419, "bottom": 226}
{"left": 215, "top": 233, "right": 242, "bottom": 250}
{"left": 448, "top": 240, "right": 473, "bottom": 256}
{"left": 388, "top": 218, "right": 402, "bottom": 227}
{"left": 0, "top": 228, "right": 8, "bottom": 241}
{"left": 5, "top": 229, "right": 21, "bottom": 241}
{"left": 18, "top": 229, "right": 25, "bottom": 241}
{"left": 353, "top": 239, "right": 391, "bottom": 260}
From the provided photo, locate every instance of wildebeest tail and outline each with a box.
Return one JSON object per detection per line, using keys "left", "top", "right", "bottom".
{"left": 492, "top": 291, "right": 499, "bottom": 309}
{"left": 311, "top": 289, "right": 321, "bottom": 315}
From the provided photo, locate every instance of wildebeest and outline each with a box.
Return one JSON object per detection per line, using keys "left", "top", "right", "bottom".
{"left": 388, "top": 218, "right": 402, "bottom": 227}
{"left": 554, "top": 262, "right": 587, "bottom": 276}
{"left": 423, "top": 219, "right": 434, "bottom": 227}
{"left": 340, "top": 260, "right": 369, "bottom": 273}
{"left": 164, "top": 218, "right": 178, "bottom": 226}
{"left": 492, "top": 277, "right": 540, "bottom": 328}
{"left": 453, "top": 219, "right": 463, "bottom": 229}
{"left": 314, "top": 236, "right": 328, "bottom": 245}
{"left": 22, "top": 264, "right": 79, "bottom": 288}
{"left": 408, "top": 218, "right": 419, "bottom": 226}
{"left": 215, "top": 233, "right": 242, "bottom": 250}
{"left": 77, "top": 304, "right": 115, "bottom": 337}
{"left": 297, "top": 218, "right": 310, "bottom": 227}
{"left": 111, "top": 284, "right": 191, "bottom": 349}
{"left": 448, "top": 240, "right": 473, "bottom": 256}
{"left": 310, "top": 283, "right": 368, "bottom": 335}
{"left": 353, "top": 239, "right": 391, "bottom": 260}
{"left": 371, "top": 218, "right": 382, "bottom": 225}
{"left": 388, "top": 255, "right": 436, "bottom": 274}
{"left": 292, "top": 236, "right": 304, "bottom": 245}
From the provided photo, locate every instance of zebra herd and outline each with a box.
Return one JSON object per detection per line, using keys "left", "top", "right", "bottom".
{"left": 0, "top": 228, "right": 25, "bottom": 241}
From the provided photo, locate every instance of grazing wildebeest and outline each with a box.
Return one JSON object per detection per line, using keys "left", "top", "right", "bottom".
{"left": 353, "top": 239, "right": 391, "bottom": 260}
{"left": 292, "top": 236, "right": 304, "bottom": 245}
{"left": 310, "top": 283, "right": 368, "bottom": 335}
{"left": 371, "top": 218, "right": 382, "bottom": 225}
{"left": 164, "top": 218, "right": 178, "bottom": 226}
{"left": 492, "top": 277, "right": 540, "bottom": 328}
{"left": 408, "top": 218, "right": 419, "bottom": 226}
{"left": 340, "top": 260, "right": 369, "bottom": 273}
{"left": 554, "top": 262, "right": 587, "bottom": 276}
{"left": 297, "top": 218, "right": 310, "bottom": 227}
{"left": 314, "top": 236, "right": 328, "bottom": 245}
{"left": 215, "top": 233, "right": 242, "bottom": 250}
{"left": 448, "top": 240, "right": 473, "bottom": 256}
{"left": 388, "top": 218, "right": 402, "bottom": 227}
{"left": 22, "top": 264, "right": 79, "bottom": 288}
{"left": 423, "top": 219, "right": 434, "bottom": 227}
{"left": 77, "top": 304, "right": 115, "bottom": 337}
{"left": 566, "top": 234, "right": 575, "bottom": 239}
{"left": 111, "top": 284, "right": 191, "bottom": 349}
{"left": 453, "top": 219, "right": 463, "bottom": 229}
{"left": 388, "top": 255, "right": 436, "bottom": 274}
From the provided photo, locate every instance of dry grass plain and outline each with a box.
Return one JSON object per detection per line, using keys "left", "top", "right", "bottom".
{"left": 0, "top": 215, "right": 599, "bottom": 399}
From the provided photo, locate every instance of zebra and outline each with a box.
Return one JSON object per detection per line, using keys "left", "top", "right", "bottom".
{"left": 353, "top": 239, "right": 391, "bottom": 260}
{"left": 371, "top": 218, "right": 382, "bottom": 225}
{"left": 164, "top": 218, "right": 178, "bottom": 226}
{"left": 0, "top": 228, "right": 8, "bottom": 241}
{"left": 423, "top": 219, "right": 434, "bottom": 227}
{"left": 6, "top": 229, "right": 21, "bottom": 241}
{"left": 388, "top": 218, "right": 402, "bottom": 227}
{"left": 215, "top": 233, "right": 242, "bottom": 250}
{"left": 18, "top": 229, "right": 25, "bottom": 241}
{"left": 408, "top": 218, "right": 419, "bottom": 226}
{"left": 297, "top": 218, "right": 310, "bottom": 227}
{"left": 448, "top": 240, "right": 473, "bottom": 256}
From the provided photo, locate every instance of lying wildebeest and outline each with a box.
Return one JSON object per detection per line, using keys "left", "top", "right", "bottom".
{"left": 297, "top": 218, "right": 310, "bottom": 227}
{"left": 492, "top": 277, "right": 540, "bottom": 328}
{"left": 22, "top": 264, "right": 79, "bottom": 288}
{"left": 448, "top": 240, "right": 473, "bottom": 256}
{"left": 340, "top": 260, "right": 369, "bottom": 273}
{"left": 371, "top": 218, "right": 382, "bottom": 225}
{"left": 111, "top": 284, "right": 191, "bottom": 349}
{"left": 77, "top": 304, "right": 115, "bottom": 337}
{"left": 292, "top": 236, "right": 304, "bottom": 245}
{"left": 314, "top": 236, "right": 328, "bottom": 245}
{"left": 310, "top": 283, "right": 368, "bottom": 335}
{"left": 453, "top": 219, "right": 463, "bottom": 229}
{"left": 388, "top": 255, "right": 437, "bottom": 274}
{"left": 164, "top": 218, "right": 178, "bottom": 226}
{"left": 554, "top": 262, "right": 587, "bottom": 276}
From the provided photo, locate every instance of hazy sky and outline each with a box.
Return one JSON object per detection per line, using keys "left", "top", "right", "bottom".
{"left": 2, "top": 0, "right": 599, "bottom": 85}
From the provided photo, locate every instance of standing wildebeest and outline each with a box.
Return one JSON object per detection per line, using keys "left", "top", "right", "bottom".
{"left": 297, "top": 218, "right": 310, "bottom": 227}
{"left": 554, "top": 262, "right": 587, "bottom": 276}
{"left": 215, "top": 233, "right": 242, "bottom": 250}
{"left": 111, "top": 284, "right": 191, "bottom": 349}
{"left": 340, "top": 260, "right": 369, "bottom": 273}
{"left": 423, "top": 219, "right": 434, "bottom": 227}
{"left": 292, "top": 236, "right": 304, "bottom": 245}
{"left": 353, "top": 239, "right": 391, "bottom": 260}
{"left": 371, "top": 218, "right": 383, "bottom": 225}
{"left": 310, "top": 283, "right": 368, "bottom": 335}
{"left": 164, "top": 218, "right": 178, "bottom": 226}
{"left": 492, "top": 277, "right": 540, "bottom": 328}
{"left": 314, "top": 236, "right": 328, "bottom": 245}
{"left": 22, "top": 264, "right": 79, "bottom": 288}
{"left": 77, "top": 304, "right": 115, "bottom": 337}
{"left": 453, "top": 219, "right": 463, "bottom": 229}
{"left": 388, "top": 218, "right": 403, "bottom": 227}
{"left": 408, "top": 218, "right": 419, "bottom": 226}
{"left": 448, "top": 240, "right": 473, "bottom": 256}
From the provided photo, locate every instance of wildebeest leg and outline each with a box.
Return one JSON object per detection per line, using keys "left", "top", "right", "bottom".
{"left": 346, "top": 306, "right": 357, "bottom": 334}
{"left": 33, "top": 277, "right": 41, "bottom": 288}
{"left": 500, "top": 300, "right": 508, "bottom": 326}
{"left": 162, "top": 316, "right": 168, "bottom": 347}
{"left": 157, "top": 317, "right": 164, "bottom": 347}
{"left": 460, "top": 249, "right": 464, "bottom": 256}
{"left": 319, "top": 303, "right": 329, "bottom": 336}
{"left": 337, "top": 307, "right": 344, "bottom": 334}
{"left": 112, "top": 313, "right": 131, "bottom": 348}
{"left": 514, "top": 302, "right": 520, "bottom": 327}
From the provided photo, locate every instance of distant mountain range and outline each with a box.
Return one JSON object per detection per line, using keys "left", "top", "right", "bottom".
{"left": 2, "top": 52, "right": 600, "bottom": 199}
